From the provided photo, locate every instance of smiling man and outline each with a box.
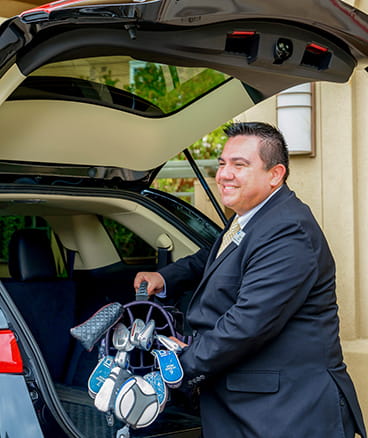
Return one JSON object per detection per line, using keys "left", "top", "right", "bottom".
{"left": 134, "top": 122, "right": 366, "bottom": 438}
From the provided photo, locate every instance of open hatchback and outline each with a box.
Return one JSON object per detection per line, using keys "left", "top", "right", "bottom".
{"left": 0, "top": 1, "right": 367, "bottom": 437}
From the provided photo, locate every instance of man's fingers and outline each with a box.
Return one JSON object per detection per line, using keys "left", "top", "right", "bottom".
{"left": 134, "top": 272, "right": 164, "bottom": 295}
{"left": 169, "top": 336, "right": 188, "bottom": 348}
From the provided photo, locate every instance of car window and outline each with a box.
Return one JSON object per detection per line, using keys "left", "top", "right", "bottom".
{"left": 0, "top": 215, "right": 66, "bottom": 277}
{"left": 102, "top": 217, "right": 156, "bottom": 264}
{"left": 9, "top": 55, "right": 230, "bottom": 116}
{"left": 142, "top": 188, "right": 221, "bottom": 247}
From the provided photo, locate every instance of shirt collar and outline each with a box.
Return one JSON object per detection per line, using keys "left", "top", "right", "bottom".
{"left": 237, "top": 186, "right": 282, "bottom": 229}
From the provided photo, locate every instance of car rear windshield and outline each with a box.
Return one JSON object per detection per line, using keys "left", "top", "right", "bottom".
{"left": 9, "top": 56, "right": 230, "bottom": 117}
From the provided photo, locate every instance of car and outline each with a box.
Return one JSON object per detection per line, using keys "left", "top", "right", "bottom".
{"left": 0, "top": 1, "right": 367, "bottom": 437}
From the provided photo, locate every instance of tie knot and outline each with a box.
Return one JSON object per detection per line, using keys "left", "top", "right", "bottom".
{"left": 216, "top": 218, "right": 241, "bottom": 257}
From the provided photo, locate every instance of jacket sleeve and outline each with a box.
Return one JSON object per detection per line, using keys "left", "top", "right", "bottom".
{"left": 158, "top": 246, "right": 210, "bottom": 299}
{"left": 179, "top": 220, "right": 326, "bottom": 378}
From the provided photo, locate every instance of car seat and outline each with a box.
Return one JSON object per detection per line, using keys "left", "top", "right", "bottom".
{"left": 3, "top": 228, "right": 76, "bottom": 382}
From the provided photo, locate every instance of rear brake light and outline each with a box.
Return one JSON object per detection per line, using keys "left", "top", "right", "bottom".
{"left": 0, "top": 330, "right": 23, "bottom": 373}
{"left": 229, "top": 31, "right": 257, "bottom": 37}
{"left": 301, "top": 42, "right": 331, "bottom": 70}
{"left": 225, "top": 31, "right": 260, "bottom": 63}
{"left": 306, "top": 43, "right": 329, "bottom": 53}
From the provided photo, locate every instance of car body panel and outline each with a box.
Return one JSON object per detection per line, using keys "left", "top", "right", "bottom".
{"left": 0, "top": 64, "right": 25, "bottom": 105}
{"left": 0, "top": 0, "right": 366, "bottom": 171}
{"left": 0, "top": 79, "right": 250, "bottom": 170}
{"left": 0, "top": 374, "right": 44, "bottom": 437}
{"left": 157, "top": 0, "right": 368, "bottom": 53}
{"left": 12, "top": 0, "right": 368, "bottom": 63}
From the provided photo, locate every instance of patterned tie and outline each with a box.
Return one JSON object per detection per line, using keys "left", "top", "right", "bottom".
{"left": 216, "top": 218, "right": 241, "bottom": 257}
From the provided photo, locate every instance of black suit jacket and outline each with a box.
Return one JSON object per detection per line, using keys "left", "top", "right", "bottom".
{"left": 160, "top": 185, "right": 366, "bottom": 438}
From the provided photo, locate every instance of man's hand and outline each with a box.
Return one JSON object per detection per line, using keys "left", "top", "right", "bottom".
{"left": 169, "top": 336, "right": 188, "bottom": 349}
{"left": 134, "top": 272, "right": 165, "bottom": 296}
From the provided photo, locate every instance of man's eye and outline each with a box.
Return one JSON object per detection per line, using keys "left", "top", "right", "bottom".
{"left": 218, "top": 162, "right": 225, "bottom": 167}
{"left": 234, "top": 162, "right": 245, "bottom": 168}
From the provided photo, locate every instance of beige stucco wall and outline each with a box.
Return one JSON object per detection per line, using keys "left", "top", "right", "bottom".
{"left": 195, "top": 70, "right": 368, "bottom": 428}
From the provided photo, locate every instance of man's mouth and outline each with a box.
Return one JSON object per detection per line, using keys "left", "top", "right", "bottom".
{"left": 221, "top": 185, "right": 238, "bottom": 192}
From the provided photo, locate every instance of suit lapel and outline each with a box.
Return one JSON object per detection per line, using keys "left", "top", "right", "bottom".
{"left": 204, "top": 239, "right": 240, "bottom": 279}
{"left": 189, "top": 185, "right": 293, "bottom": 308}
{"left": 204, "top": 214, "right": 236, "bottom": 271}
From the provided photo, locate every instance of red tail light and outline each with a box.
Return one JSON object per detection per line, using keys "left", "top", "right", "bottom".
{"left": 0, "top": 330, "right": 23, "bottom": 373}
{"left": 228, "top": 31, "right": 257, "bottom": 37}
{"left": 306, "top": 43, "right": 329, "bottom": 53}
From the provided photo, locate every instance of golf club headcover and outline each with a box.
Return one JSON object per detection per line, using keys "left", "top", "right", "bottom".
{"left": 143, "top": 371, "right": 168, "bottom": 413}
{"left": 151, "top": 349, "right": 184, "bottom": 388}
{"left": 94, "top": 366, "right": 132, "bottom": 413}
{"left": 114, "top": 375, "right": 160, "bottom": 429}
{"left": 70, "top": 302, "right": 124, "bottom": 351}
{"left": 88, "top": 355, "right": 114, "bottom": 399}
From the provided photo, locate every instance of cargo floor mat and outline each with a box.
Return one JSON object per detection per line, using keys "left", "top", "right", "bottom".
{"left": 56, "top": 385, "right": 201, "bottom": 438}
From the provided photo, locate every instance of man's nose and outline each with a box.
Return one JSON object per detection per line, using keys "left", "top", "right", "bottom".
{"left": 217, "top": 165, "right": 234, "bottom": 180}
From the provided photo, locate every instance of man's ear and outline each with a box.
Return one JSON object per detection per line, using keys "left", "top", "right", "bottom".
{"left": 269, "top": 164, "right": 286, "bottom": 187}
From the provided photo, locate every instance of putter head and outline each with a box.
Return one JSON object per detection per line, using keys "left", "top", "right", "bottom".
{"left": 113, "top": 323, "right": 134, "bottom": 352}
{"left": 130, "top": 319, "right": 146, "bottom": 347}
{"left": 137, "top": 320, "right": 155, "bottom": 351}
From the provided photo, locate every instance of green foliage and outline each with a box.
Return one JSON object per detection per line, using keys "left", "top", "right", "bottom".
{"left": 0, "top": 216, "right": 26, "bottom": 260}
{"left": 153, "top": 123, "right": 230, "bottom": 197}
{"left": 103, "top": 218, "right": 155, "bottom": 258}
{"left": 126, "top": 62, "right": 231, "bottom": 198}
{"left": 182, "top": 123, "right": 229, "bottom": 160}
{"left": 80, "top": 67, "right": 120, "bottom": 87}
{"left": 125, "top": 63, "right": 166, "bottom": 107}
{"left": 152, "top": 177, "right": 195, "bottom": 203}
{"left": 125, "top": 63, "right": 227, "bottom": 114}
{"left": 100, "top": 68, "right": 120, "bottom": 87}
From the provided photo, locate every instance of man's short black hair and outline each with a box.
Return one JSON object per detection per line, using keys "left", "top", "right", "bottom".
{"left": 224, "top": 122, "right": 290, "bottom": 181}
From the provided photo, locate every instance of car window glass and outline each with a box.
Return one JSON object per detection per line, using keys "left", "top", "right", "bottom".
{"left": 11, "top": 56, "right": 230, "bottom": 116}
{"left": 102, "top": 217, "right": 156, "bottom": 265}
{"left": 0, "top": 215, "right": 66, "bottom": 278}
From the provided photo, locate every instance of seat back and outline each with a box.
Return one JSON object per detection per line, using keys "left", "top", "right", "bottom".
{"left": 3, "top": 229, "right": 76, "bottom": 382}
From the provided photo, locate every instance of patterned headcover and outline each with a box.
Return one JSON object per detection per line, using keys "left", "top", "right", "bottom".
{"left": 70, "top": 302, "right": 123, "bottom": 351}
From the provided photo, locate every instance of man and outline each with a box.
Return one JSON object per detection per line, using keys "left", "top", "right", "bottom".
{"left": 134, "top": 122, "right": 366, "bottom": 437}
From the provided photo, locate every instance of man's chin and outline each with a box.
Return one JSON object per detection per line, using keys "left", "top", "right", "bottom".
{"left": 221, "top": 197, "right": 235, "bottom": 209}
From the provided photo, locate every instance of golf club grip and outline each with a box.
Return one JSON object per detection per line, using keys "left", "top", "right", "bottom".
{"left": 136, "top": 281, "right": 149, "bottom": 301}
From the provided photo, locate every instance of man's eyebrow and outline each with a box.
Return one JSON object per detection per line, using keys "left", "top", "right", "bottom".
{"left": 218, "top": 156, "right": 251, "bottom": 165}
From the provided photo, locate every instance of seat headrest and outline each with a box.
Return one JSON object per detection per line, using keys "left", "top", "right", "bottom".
{"left": 8, "top": 229, "right": 57, "bottom": 281}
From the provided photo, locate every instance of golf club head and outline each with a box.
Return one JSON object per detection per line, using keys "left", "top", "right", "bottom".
{"left": 156, "top": 334, "right": 182, "bottom": 353}
{"left": 113, "top": 323, "right": 134, "bottom": 352}
{"left": 130, "top": 319, "right": 146, "bottom": 347}
{"left": 137, "top": 320, "right": 155, "bottom": 351}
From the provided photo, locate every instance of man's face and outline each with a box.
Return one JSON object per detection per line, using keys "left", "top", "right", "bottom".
{"left": 216, "top": 135, "right": 277, "bottom": 216}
